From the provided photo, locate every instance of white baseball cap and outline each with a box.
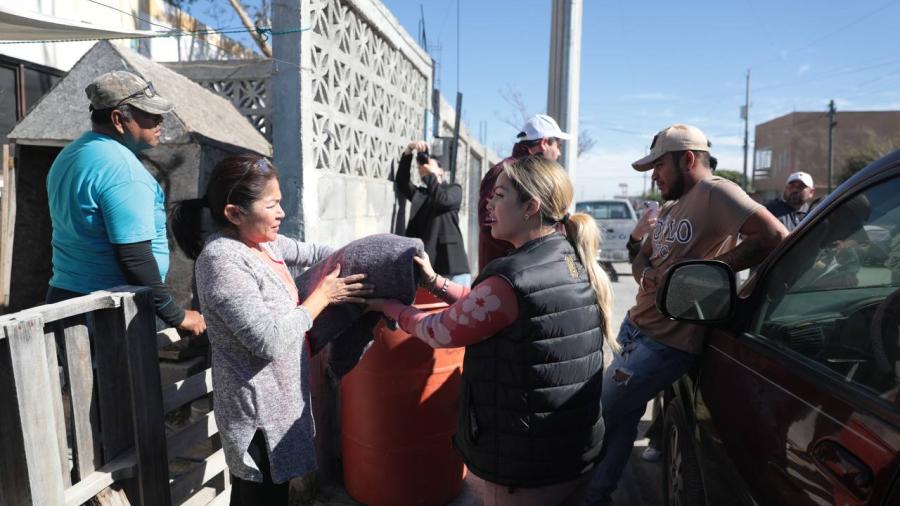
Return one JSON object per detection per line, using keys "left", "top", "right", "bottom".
{"left": 787, "top": 171, "right": 814, "bottom": 188}
{"left": 520, "top": 114, "right": 572, "bottom": 141}
{"left": 632, "top": 124, "right": 711, "bottom": 171}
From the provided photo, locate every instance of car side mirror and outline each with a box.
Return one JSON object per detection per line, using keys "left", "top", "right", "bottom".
{"left": 656, "top": 260, "right": 737, "bottom": 323}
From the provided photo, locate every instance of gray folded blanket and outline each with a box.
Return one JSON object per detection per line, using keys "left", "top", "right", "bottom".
{"left": 295, "top": 233, "right": 424, "bottom": 376}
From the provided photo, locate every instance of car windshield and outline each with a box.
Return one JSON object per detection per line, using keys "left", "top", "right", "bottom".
{"left": 751, "top": 175, "right": 900, "bottom": 404}
{"left": 576, "top": 201, "right": 631, "bottom": 220}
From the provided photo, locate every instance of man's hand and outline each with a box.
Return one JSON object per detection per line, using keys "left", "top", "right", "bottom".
{"left": 631, "top": 207, "right": 659, "bottom": 241}
{"left": 178, "top": 309, "right": 206, "bottom": 336}
{"left": 406, "top": 140, "right": 428, "bottom": 154}
{"left": 639, "top": 267, "right": 659, "bottom": 293}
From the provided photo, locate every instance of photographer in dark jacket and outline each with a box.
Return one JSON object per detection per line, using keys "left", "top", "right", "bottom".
{"left": 396, "top": 140, "right": 471, "bottom": 285}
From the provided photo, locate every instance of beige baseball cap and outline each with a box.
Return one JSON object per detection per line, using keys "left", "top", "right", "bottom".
{"left": 632, "top": 124, "right": 711, "bottom": 171}
{"left": 85, "top": 71, "right": 174, "bottom": 115}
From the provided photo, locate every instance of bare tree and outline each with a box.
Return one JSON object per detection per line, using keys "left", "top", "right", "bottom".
{"left": 494, "top": 84, "right": 597, "bottom": 158}
{"left": 577, "top": 129, "right": 596, "bottom": 157}
{"left": 227, "top": 0, "right": 272, "bottom": 57}
{"left": 495, "top": 84, "right": 530, "bottom": 132}
{"left": 168, "top": 0, "right": 272, "bottom": 57}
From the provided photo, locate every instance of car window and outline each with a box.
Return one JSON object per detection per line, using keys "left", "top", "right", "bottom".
{"left": 750, "top": 176, "right": 900, "bottom": 408}
{"left": 576, "top": 201, "right": 632, "bottom": 220}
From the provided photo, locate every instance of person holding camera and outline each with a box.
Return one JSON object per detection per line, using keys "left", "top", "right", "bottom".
{"left": 395, "top": 140, "right": 471, "bottom": 285}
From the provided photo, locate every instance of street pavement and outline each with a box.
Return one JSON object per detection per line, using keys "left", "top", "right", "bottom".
{"left": 607, "top": 264, "right": 664, "bottom": 506}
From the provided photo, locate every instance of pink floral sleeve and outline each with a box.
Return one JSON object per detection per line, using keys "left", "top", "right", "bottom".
{"left": 382, "top": 276, "right": 519, "bottom": 348}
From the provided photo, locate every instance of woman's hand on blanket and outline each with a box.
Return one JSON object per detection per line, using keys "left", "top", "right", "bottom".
{"left": 414, "top": 253, "right": 437, "bottom": 287}
{"left": 304, "top": 264, "right": 375, "bottom": 318}
{"left": 318, "top": 264, "right": 374, "bottom": 305}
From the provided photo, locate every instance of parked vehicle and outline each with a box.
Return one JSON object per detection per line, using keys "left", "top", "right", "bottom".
{"left": 575, "top": 199, "right": 637, "bottom": 282}
{"left": 656, "top": 149, "right": 900, "bottom": 506}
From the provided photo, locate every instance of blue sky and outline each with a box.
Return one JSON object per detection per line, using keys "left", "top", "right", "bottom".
{"left": 183, "top": 0, "right": 900, "bottom": 200}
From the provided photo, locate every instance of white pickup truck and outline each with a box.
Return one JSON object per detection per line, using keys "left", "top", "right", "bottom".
{"left": 575, "top": 199, "right": 638, "bottom": 282}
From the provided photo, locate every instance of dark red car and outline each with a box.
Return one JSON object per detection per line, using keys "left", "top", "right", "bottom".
{"left": 656, "top": 150, "right": 900, "bottom": 506}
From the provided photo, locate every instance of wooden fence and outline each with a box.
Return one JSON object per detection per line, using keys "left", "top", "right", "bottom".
{"left": 0, "top": 143, "right": 15, "bottom": 310}
{"left": 0, "top": 287, "right": 228, "bottom": 505}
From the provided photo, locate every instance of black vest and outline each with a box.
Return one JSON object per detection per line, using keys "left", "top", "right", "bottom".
{"left": 454, "top": 233, "right": 605, "bottom": 487}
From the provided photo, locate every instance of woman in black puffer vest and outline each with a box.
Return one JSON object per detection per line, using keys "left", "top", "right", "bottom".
{"left": 368, "top": 156, "right": 615, "bottom": 506}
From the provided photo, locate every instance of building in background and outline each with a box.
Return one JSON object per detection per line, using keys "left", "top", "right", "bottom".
{"left": 0, "top": 1, "right": 254, "bottom": 71}
{"left": 753, "top": 110, "right": 900, "bottom": 201}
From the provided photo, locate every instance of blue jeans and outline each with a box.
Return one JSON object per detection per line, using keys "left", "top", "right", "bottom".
{"left": 449, "top": 273, "right": 472, "bottom": 287}
{"left": 585, "top": 318, "right": 696, "bottom": 504}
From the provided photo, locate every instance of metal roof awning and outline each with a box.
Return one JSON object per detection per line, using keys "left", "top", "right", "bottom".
{"left": 0, "top": 5, "right": 158, "bottom": 41}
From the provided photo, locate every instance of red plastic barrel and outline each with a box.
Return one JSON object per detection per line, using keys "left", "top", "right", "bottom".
{"left": 341, "top": 289, "right": 466, "bottom": 506}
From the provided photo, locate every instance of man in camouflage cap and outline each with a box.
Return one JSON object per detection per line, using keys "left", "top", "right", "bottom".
{"left": 45, "top": 70, "right": 205, "bottom": 336}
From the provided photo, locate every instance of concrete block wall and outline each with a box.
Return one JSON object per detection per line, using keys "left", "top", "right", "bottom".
{"left": 299, "top": 0, "right": 498, "bottom": 265}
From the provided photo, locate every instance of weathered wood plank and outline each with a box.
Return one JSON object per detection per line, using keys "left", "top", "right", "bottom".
{"left": 207, "top": 486, "right": 232, "bottom": 506}
{"left": 0, "top": 144, "right": 14, "bottom": 310}
{"left": 122, "top": 289, "right": 171, "bottom": 505}
{"left": 93, "top": 305, "right": 134, "bottom": 463}
{"left": 62, "top": 315, "right": 102, "bottom": 479}
{"left": 5, "top": 316, "right": 65, "bottom": 505}
{"left": 157, "top": 327, "right": 181, "bottom": 349}
{"left": 0, "top": 291, "right": 121, "bottom": 330}
{"left": 162, "top": 368, "right": 213, "bottom": 414}
{"left": 167, "top": 411, "right": 219, "bottom": 460}
{"left": 44, "top": 325, "right": 72, "bottom": 487}
{"left": 169, "top": 448, "right": 228, "bottom": 505}
{"left": 0, "top": 336, "right": 30, "bottom": 505}
{"left": 62, "top": 450, "right": 136, "bottom": 506}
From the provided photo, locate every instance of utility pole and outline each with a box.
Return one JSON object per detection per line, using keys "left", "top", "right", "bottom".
{"left": 546, "top": 0, "right": 583, "bottom": 183}
{"left": 271, "top": 0, "right": 304, "bottom": 239}
{"left": 827, "top": 99, "right": 837, "bottom": 194}
{"left": 449, "top": 92, "right": 463, "bottom": 184}
{"left": 741, "top": 69, "right": 751, "bottom": 191}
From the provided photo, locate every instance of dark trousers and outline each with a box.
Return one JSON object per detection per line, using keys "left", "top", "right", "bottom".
{"left": 230, "top": 430, "right": 289, "bottom": 505}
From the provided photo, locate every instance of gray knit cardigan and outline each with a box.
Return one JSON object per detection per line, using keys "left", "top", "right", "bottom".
{"left": 195, "top": 232, "right": 334, "bottom": 484}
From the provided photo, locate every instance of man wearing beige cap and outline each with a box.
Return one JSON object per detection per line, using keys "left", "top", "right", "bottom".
{"left": 45, "top": 70, "right": 205, "bottom": 336}
{"left": 765, "top": 171, "right": 816, "bottom": 231}
{"left": 586, "top": 124, "right": 787, "bottom": 505}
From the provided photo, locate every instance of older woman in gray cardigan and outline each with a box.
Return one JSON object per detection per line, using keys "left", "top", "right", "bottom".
{"left": 173, "top": 155, "right": 371, "bottom": 504}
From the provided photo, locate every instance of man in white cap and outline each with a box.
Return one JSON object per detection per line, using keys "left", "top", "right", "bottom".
{"left": 45, "top": 70, "right": 205, "bottom": 336}
{"left": 585, "top": 124, "right": 787, "bottom": 505}
{"left": 765, "top": 171, "right": 816, "bottom": 231}
{"left": 477, "top": 114, "right": 572, "bottom": 271}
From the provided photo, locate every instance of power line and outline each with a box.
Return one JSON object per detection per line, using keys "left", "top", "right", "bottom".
{"left": 0, "top": 27, "right": 307, "bottom": 45}
{"left": 85, "top": 0, "right": 176, "bottom": 32}
{"left": 19, "top": 0, "right": 312, "bottom": 79}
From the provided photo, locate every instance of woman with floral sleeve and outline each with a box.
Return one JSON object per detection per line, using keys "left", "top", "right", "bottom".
{"left": 368, "top": 155, "right": 615, "bottom": 506}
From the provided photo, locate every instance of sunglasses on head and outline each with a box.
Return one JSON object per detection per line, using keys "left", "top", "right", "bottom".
{"left": 115, "top": 81, "right": 157, "bottom": 108}
{"left": 226, "top": 158, "right": 272, "bottom": 206}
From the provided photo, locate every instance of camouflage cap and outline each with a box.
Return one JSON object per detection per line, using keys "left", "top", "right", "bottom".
{"left": 85, "top": 70, "right": 174, "bottom": 115}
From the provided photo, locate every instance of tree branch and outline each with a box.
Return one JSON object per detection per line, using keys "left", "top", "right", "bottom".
{"left": 227, "top": 0, "right": 272, "bottom": 57}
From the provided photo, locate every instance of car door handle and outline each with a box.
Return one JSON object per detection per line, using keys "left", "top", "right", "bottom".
{"left": 812, "top": 439, "right": 873, "bottom": 501}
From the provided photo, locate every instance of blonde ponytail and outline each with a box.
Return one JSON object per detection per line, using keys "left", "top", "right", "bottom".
{"left": 503, "top": 156, "right": 617, "bottom": 352}
{"left": 563, "top": 215, "right": 616, "bottom": 351}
